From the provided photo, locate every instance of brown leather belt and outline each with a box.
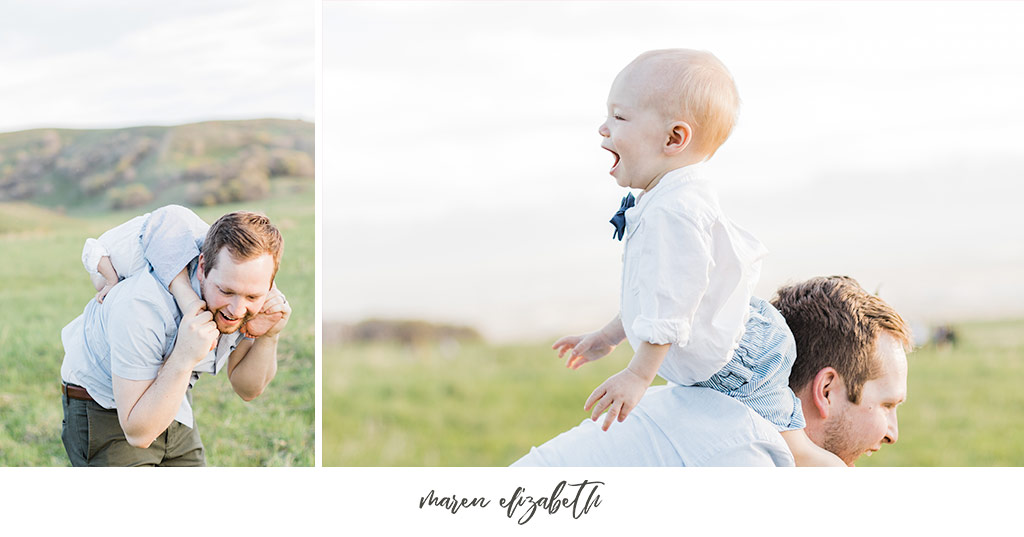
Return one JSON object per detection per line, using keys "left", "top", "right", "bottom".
{"left": 62, "top": 383, "right": 95, "bottom": 403}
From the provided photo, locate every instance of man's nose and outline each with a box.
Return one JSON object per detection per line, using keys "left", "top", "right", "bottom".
{"left": 598, "top": 120, "right": 610, "bottom": 137}
{"left": 883, "top": 411, "right": 899, "bottom": 444}
{"left": 226, "top": 297, "right": 244, "bottom": 316}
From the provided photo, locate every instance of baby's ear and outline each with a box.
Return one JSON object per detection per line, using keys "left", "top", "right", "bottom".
{"left": 664, "top": 121, "right": 693, "bottom": 155}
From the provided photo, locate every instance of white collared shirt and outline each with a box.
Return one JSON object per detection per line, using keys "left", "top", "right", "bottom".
{"left": 512, "top": 385, "right": 794, "bottom": 466}
{"left": 621, "top": 165, "right": 768, "bottom": 385}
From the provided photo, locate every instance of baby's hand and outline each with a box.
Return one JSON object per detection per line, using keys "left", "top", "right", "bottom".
{"left": 553, "top": 331, "right": 618, "bottom": 370}
{"left": 95, "top": 282, "right": 116, "bottom": 304}
{"left": 241, "top": 286, "right": 291, "bottom": 339}
{"left": 584, "top": 368, "right": 649, "bottom": 431}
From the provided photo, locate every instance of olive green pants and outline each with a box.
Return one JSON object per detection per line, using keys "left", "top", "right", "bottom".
{"left": 61, "top": 386, "right": 205, "bottom": 467}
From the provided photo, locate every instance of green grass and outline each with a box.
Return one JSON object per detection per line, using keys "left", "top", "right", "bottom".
{"left": 323, "top": 320, "right": 1024, "bottom": 466}
{"left": 0, "top": 202, "right": 76, "bottom": 234}
{"left": 0, "top": 187, "right": 313, "bottom": 466}
{"left": 323, "top": 341, "right": 657, "bottom": 466}
{"left": 858, "top": 319, "right": 1024, "bottom": 467}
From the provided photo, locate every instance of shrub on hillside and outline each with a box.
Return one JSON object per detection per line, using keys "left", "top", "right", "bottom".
{"left": 109, "top": 183, "right": 154, "bottom": 210}
{"left": 269, "top": 149, "right": 314, "bottom": 178}
{"left": 324, "top": 319, "right": 483, "bottom": 346}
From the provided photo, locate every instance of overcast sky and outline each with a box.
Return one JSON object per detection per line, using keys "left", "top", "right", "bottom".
{"left": 0, "top": 0, "right": 313, "bottom": 132}
{"left": 323, "top": 1, "right": 1024, "bottom": 341}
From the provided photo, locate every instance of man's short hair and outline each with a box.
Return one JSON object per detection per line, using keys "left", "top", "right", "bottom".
{"left": 771, "top": 276, "right": 912, "bottom": 403}
{"left": 201, "top": 211, "right": 284, "bottom": 282}
{"left": 631, "top": 49, "right": 740, "bottom": 159}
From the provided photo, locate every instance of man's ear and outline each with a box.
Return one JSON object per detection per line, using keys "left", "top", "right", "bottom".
{"left": 197, "top": 253, "right": 205, "bottom": 282}
{"left": 664, "top": 121, "right": 693, "bottom": 156}
{"left": 809, "top": 367, "right": 840, "bottom": 420}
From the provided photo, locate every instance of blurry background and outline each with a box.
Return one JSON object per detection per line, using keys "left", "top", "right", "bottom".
{"left": 323, "top": 1, "right": 1024, "bottom": 466}
{"left": 0, "top": 0, "right": 314, "bottom": 466}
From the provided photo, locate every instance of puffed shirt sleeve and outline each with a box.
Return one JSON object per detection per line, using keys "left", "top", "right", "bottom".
{"left": 628, "top": 206, "right": 712, "bottom": 347}
{"left": 81, "top": 238, "right": 109, "bottom": 275}
{"left": 107, "top": 295, "right": 170, "bottom": 381}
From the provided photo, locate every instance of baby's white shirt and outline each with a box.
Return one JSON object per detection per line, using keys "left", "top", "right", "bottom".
{"left": 81, "top": 213, "right": 150, "bottom": 279}
{"left": 620, "top": 165, "right": 768, "bottom": 385}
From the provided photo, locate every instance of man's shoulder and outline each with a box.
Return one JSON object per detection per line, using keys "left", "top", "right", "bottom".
{"left": 105, "top": 270, "right": 177, "bottom": 321}
{"left": 636, "top": 385, "right": 794, "bottom": 466}
{"left": 640, "top": 384, "right": 770, "bottom": 428}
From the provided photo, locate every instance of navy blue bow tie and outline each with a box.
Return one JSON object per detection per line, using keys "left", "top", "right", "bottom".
{"left": 609, "top": 192, "right": 635, "bottom": 241}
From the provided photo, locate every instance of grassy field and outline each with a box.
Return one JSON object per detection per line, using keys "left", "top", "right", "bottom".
{"left": 0, "top": 184, "right": 313, "bottom": 466}
{"left": 323, "top": 320, "right": 1024, "bottom": 466}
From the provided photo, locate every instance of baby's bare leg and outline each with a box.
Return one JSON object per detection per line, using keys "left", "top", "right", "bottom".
{"left": 167, "top": 267, "right": 201, "bottom": 312}
{"left": 780, "top": 429, "right": 846, "bottom": 467}
{"left": 93, "top": 257, "right": 120, "bottom": 302}
{"left": 94, "top": 257, "right": 118, "bottom": 290}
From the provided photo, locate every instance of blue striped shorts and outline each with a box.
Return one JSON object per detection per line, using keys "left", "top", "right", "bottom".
{"left": 694, "top": 296, "right": 805, "bottom": 432}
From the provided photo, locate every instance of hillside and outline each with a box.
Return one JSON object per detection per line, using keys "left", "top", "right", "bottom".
{"left": 0, "top": 119, "right": 312, "bottom": 213}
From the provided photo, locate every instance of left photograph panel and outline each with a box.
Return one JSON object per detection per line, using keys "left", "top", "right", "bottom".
{"left": 0, "top": 0, "right": 314, "bottom": 466}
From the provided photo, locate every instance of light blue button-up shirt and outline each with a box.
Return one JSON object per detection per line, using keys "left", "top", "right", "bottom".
{"left": 511, "top": 384, "right": 795, "bottom": 466}
{"left": 60, "top": 266, "right": 242, "bottom": 428}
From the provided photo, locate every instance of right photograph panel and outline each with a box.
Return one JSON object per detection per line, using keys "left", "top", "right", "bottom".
{"left": 321, "top": 2, "right": 1024, "bottom": 467}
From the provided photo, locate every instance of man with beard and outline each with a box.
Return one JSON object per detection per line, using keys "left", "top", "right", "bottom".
{"left": 779, "top": 276, "right": 909, "bottom": 465}
{"left": 512, "top": 276, "right": 910, "bottom": 466}
{"left": 60, "top": 210, "right": 290, "bottom": 466}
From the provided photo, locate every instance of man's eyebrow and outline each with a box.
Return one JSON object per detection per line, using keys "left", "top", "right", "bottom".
{"left": 218, "top": 284, "right": 265, "bottom": 297}
{"left": 217, "top": 284, "right": 254, "bottom": 293}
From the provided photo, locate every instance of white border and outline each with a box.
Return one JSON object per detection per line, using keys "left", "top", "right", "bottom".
{"left": 1, "top": 467, "right": 1019, "bottom": 534}
{"left": 314, "top": 0, "right": 324, "bottom": 470}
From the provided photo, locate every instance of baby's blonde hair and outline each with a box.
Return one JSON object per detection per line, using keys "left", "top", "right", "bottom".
{"left": 628, "top": 49, "right": 740, "bottom": 159}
